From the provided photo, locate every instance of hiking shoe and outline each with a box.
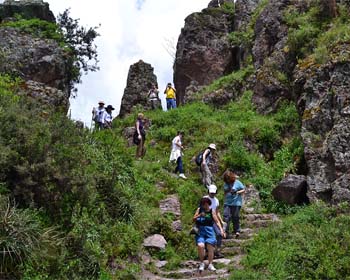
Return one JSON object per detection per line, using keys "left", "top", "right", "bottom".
{"left": 235, "top": 232, "right": 240, "bottom": 238}
{"left": 198, "top": 262, "right": 205, "bottom": 272}
{"left": 214, "top": 251, "right": 224, "bottom": 259}
{"left": 207, "top": 263, "right": 216, "bottom": 271}
{"left": 179, "top": 173, "right": 187, "bottom": 179}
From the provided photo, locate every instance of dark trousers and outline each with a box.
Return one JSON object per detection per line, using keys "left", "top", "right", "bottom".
{"left": 223, "top": 205, "right": 241, "bottom": 234}
{"left": 175, "top": 157, "right": 183, "bottom": 174}
{"left": 213, "top": 223, "right": 222, "bottom": 248}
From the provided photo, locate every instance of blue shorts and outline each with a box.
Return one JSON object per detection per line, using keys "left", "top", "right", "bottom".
{"left": 195, "top": 226, "right": 216, "bottom": 246}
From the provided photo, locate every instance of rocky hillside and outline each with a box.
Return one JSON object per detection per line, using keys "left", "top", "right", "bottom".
{"left": 173, "top": 0, "right": 350, "bottom": 205}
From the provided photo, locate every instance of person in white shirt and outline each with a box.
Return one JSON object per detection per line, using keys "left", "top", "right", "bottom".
{"left": 148, "top": 84, "right": 160, "bottom": 110}
{"left": 103, "top": 105, "right": 115, "bottom": 129}
{"left": 92, "top": 101, "right": 106, "bottom": 130}
{"left": 204, "top": 184, "right": 225, "bottom": 258}
{"left": 169, "top": 131, "right": 186, "bottom": 179}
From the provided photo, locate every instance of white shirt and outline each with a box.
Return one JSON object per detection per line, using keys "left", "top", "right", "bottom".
{"left": 104, "top": 112, "right": 113, "bottom": 123}
{"left": 169, "top": 135, "right": 182, "bottom": 161}
{"left": 204, "top": 195, "right": 219, "bottom": 211}
{"left": 96, "top": 107, "right": 105, "bottom": 123}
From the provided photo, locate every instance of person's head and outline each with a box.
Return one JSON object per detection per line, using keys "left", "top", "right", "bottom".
{"left": 208, "top": 143, "right": 216, "bottom": 151}
{"left": 137, "top": 113, "right": 144, "bottom": 120}
{"left": 167, "top": 82, "right": 172, "bottom": 87}
{"left": 223, "top": 170, "right": 236, "bottom": 184}
{"left": 106, "top": 105, "right": 115, "bottom": 112}
{"left": 200, "top": 197, "right": 211, "bottom": 210}
{"left": 207, "top": 184, "right": 217, "bottom": 198}
{"left": 98, "top": 101, "right": 105, "bottom": 107}
{"left": 177, "top": 131, "right": 184, "bottom": 138}
{"left": 151, "top": 84, "right": 156, "bottom": 89}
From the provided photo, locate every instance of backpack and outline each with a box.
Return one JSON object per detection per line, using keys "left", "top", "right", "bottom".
{"left": 195, "top": 151, "right": 204, "bottom": 166}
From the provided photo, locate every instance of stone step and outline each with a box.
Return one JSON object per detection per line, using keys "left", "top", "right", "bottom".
{"left": 243, "top": 213, "right": 279, "bottom": 222}
{"left": 181, "top": 258, "right": 232, "bottom": 269}
{"left": 221, "top": 237, "right": 252, "bottom": 247}
{"left": 243, "top": 219, "right": 276, "bottom": 228}
{"left": 221, "top": 246, "right": 243, "bottom": 256}
{"left": 161, "top": 267, "right": 229, "bottom": 279}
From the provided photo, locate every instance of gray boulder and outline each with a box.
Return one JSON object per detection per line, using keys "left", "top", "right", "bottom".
{"left": 0, "top": 0, "right": 55, "bottom": 22}
{"left": 119, "top": 60, "right": 160, "bottom": 117}
{"left": 159, "top": 195, "right": 181, "bottom": 218}
{"left": 272, "top": 175, "right": 309, "bottom": 205}
{"left": 143, "top": 234, "right": 167, "bottom": 250}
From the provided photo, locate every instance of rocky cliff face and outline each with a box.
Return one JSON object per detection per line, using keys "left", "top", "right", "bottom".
{"left": 119, "top": 60, "right": 159, "bottom": 117}
{"left": 173, "top": 6, "right": 236, "bottom": 104}
{"left": 0, "top": 0, "right": 70, "bottom": 112}
{"left": 0, "top": 0, "right": 55, "bottom": 22}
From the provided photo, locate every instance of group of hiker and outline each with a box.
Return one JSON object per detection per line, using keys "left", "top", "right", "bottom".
{"left": 92, "top": 82, "right": 245, "bottom": 273}
{"left": 147, "top": 82, "right": 178, "bottom": 111}
{"left": 91, "top": 101, "right": 115, "bottom": 130}
{"left": 167, "top": 132, "right": 246, "bottom": 272}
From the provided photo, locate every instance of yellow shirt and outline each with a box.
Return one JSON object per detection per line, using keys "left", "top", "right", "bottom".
{"left": 165, "top": 87, "right": 176, "bottom": 99}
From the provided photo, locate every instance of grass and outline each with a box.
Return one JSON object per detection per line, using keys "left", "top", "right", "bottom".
{"left": 230, "top": 203, "right": 350, "bottom": 279}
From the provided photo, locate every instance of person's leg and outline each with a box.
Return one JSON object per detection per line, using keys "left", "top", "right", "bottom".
{"left": 203, "top": 163, "right": 212, "bottom": 187}
{"left": 223, "top": 205, "right": 231, "bottom": 236}
{"left": 171, "top": 98, "right": 177, "bottom": 109}
{"left": 136, "top": 138, "right": 143, "bottom": 158}
{"left": 177, "top": 157, "right": 184, "bottom": 174}
{"left": 166, "top": 99, "right": 171, "bottom": 110}
{"left": 141, "top": 138, "right": 146, "bottom": 158}
{"left": 197, "top": 243, "right": 205, "bottom": 262}
{"left": 207, "top": 244, "right": 215, "bottom": 264}
{"left": 232, "top": 206, "right": 241, "bottom": 234}
{"left": 213, "top": 223, "right": 222, "bottom": 249}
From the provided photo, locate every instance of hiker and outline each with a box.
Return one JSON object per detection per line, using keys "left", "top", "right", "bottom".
{"left": 193, "top": 197, "right": 225, "bottom": 272}
{"left": 198, "top": 144, "right": 216, "bottom": 187}
{"left": 103, "top": 105, "right": 115, "bottom": 129}
{"left": 135, "top": 113, "right": 146, "bottom": 159}
{"left": 92, "top": 101, "right": 106, "bottom": 130}
{"left": 164, "top": 82, "right": 176, "bottom": 110}
{"left": 148, "top": 84, "right": 160, "bottom": 110}
{"left": 223, "top": 171, "right": 245, "bottom": 238}
{"left": 169, "top": 131, "right": 186, "bottom": 179}
{"left": 204, "top": 184, "right": 225, "bottom": 258}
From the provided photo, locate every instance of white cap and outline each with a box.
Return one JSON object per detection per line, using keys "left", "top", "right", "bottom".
{"left": 207, "top": 184, "right": 217, "bottom": 193}
{"left": 209, "top": 143, "right": 216, "bottom": 150}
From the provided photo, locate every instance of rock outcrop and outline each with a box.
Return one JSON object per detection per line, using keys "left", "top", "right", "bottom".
{"left": 295, "top": 61, "right": 350, "bottom": 204}
{"left": 173, "top": 7, "right": 236, "bottom": 104}
{"left": 119, "top": 60, "right": 160, "bottom": 117}
{"left": 272, "top": 175, "right": 309, "bottom": 205}
{"left": 0, "top": 0, "right": 55, "bottom": 22}
{"left": 0, "top": 2, "right": 71, "bottom": 112}
{"left": 143, "top": 234, "right": 167, "bottom": 250}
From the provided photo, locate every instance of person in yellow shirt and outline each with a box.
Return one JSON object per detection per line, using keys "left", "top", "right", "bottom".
{"left": 164, "top": 82, "right": 177, "bottom": 110}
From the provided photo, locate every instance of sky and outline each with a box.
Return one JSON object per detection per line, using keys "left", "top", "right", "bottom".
{"left": 34, "top": 0, "right": 209, "bottom": 126}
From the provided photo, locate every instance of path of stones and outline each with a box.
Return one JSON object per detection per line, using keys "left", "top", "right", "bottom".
{"left": 142, "top": 185, "right": 280, "bottom": 280}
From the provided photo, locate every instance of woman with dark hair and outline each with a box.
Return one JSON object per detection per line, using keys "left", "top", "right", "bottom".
{"left": 223, "top": 171, "right": 245, "bottom": 238}
{"left": 193, "top": 197, "right": 225, "bottom": 272}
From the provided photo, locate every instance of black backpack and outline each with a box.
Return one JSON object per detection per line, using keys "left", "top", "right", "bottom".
{"left": 195, "top": 151, "right": 204, "bottom": 166}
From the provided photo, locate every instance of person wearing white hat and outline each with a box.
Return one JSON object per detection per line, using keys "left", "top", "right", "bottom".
{"left": 204, "top": 184, "right": 225, "bottom": 258}
{"left": 200, "top": 143, "right": 216, "bottom": 187}
{"left": 92, "top": 101, "right": 106, "bottom": 130}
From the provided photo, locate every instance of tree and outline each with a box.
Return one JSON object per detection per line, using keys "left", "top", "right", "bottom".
{"left": 57, "top": 9, "right": 100, "bottom": 96}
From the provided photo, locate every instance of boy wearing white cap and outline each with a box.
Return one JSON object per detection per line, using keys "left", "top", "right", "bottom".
{"left": 204, "top": 184, "right": 225, "bottom": 258}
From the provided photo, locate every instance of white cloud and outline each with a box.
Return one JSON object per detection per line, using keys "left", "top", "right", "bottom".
{"left": 44, "top": 0, "right": 209, "bottom": 126}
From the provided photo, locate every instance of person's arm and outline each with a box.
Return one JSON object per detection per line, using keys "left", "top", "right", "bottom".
{"left": 212, "top": 211, "right": 225, "bottom": 237}
{"left": 136, "top": 120, "right": 141, "bottom": 139}
{"left": 216, "top": 208, "right": 224, "bottom": 225}
{"left": 175, "top": 137, "right": 183, "bottom": 149}
{"left": 172, "top": 87, "right": 176, "bottom": 99}
{"left": 193, "top": 208, "right": 202, "bottom": 222}
{"left": 202, "top": 149, "right": 210, "bottom": 165}
{"left": 164, "top": 87, "right": 168, "bottom": 94}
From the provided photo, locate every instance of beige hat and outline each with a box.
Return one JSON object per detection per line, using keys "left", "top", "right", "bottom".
{"left": 209, "top": 143, "right": 216, "bottom": 150}
{"left": 98, "top": 101, "right": 105, "bottom": 105}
